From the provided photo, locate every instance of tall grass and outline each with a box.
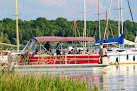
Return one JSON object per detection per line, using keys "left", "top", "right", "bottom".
{"left": 0, "top": 47, "right": 102, "bottom": 91}
{"left": 0, "top": 73, "right": 100, "bottom": 91}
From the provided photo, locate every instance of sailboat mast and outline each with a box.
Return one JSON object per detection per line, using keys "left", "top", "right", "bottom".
{"left": 84, "top": 0, "right": 86, "bottom": 47}
{"left": 15, "top": 0, "right": 19, "bottom": 53}
{"left": 118, "top": 0, "right": 120, "bottom": 37}
{"left": 120, "top": 0, "right": 123, "bottom": 34}
{"left": 98, "top": 0, "right": 101, "bottom": 40}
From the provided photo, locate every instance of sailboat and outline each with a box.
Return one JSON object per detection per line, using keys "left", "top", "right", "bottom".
{"left": 96, "top": 0, "right": 137, "bottom": 64}
{"left": 0, "top": 0, "right": 19, "bottom": 66}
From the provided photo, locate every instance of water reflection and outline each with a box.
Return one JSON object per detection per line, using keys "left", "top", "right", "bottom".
{"left": 63, "top": 64, "right": 137, "bottom": 90}
{"left": 14, "top": 64, "right": 137, "bottom": 90}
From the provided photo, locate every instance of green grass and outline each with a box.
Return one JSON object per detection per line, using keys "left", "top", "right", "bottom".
{"left": 0, "top": 73, "right": 100, "bottom": 91}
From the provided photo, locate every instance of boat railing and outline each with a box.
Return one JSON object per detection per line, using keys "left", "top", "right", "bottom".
{"left": 23, "top": 53, "right": 99, "bottom": 65}
{"left": 10, "top": 48, "right": 99, "bottom": 66}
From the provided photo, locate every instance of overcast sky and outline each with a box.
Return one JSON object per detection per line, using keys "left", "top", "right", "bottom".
{"left": 0, "top": 0, "right": 137, "bottom": 22}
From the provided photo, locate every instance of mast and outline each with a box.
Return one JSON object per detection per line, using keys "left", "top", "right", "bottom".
{"left": 120, "top": 0, "right": 123, "bottom": 34}
{"left": 106, "top": 11, "right": 108, "bottom": 48}
{"left": 118, "top": 0, "right": 120, "bottom": 37}
{"left": 84, "top": 0, "right": 86, "bottom": 47}
{"left": 74, "top": 19, "right": 77, "bottom": 48}
{"left": 15, "top": 0, "right": 19, "bottom": 53}
{"left": 98, "top": 0, "right": 101, "bottom": 40}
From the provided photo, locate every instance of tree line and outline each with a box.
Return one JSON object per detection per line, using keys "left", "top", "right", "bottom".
{"left": 0, "top": 17, "right": 136, "bottom": 45}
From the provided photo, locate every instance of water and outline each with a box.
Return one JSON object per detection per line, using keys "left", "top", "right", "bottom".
{"left": 63, "top": 64, "right": 137, "bottom": 91}
{"left": 105, "top": 64, "right": 137, "bottom": 91}
{"left": 14, "top": 64, "right": 137, "bottom": 90}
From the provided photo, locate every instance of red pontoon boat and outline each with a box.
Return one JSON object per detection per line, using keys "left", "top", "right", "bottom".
{"left": 12, "top": 36, "right": 109, "bottom": 70}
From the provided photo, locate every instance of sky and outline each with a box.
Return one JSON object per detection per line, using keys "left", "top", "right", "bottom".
{"left": 0, "top": 0, "right": 137, "bottom": 22}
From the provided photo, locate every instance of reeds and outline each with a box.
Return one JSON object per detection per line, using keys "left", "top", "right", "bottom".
{"left": 0, "top": 73, "right": 99, "bottom": 91}
{"left": 0, "top": 47, "right": 102, "bottom": 91}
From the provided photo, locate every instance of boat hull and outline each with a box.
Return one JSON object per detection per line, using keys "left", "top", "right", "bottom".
{"left": 108, "top": 52, "right": 137, "bottom": 64}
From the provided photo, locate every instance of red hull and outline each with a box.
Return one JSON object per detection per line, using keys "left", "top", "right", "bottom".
{"left": 29, "top": 55, "right": 99, "bottom": 65}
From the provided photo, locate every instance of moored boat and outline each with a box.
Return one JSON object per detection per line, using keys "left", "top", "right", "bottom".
{"left": 11, "top": 36, "right": 109, "bottom": 69}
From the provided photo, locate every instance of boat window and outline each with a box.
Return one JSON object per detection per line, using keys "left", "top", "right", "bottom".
{"left": 22, "top": 39, "right": 37, "bottom": 54}
{"left": 107, "top": 49, "right": 113, "bottom": 52}
{"left": 116, "top": 50, "right": 125, "bottom": 52}
{"left": 30, "top": 41, "right": 37, "bottom": 54}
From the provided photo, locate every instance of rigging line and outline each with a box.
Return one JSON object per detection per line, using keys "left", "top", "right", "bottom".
{"left": 103, "top": 0, "right": 112, "bottom": 40}
{"left": 127, "top": 0, "right": 137, "bottom": 36}
{"left": 129, "top": 2, "right": 137, "bottom": 23}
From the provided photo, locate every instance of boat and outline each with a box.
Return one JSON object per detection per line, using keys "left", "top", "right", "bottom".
{"left": 0, "top": 0, "right": 19, "bottom": 66}
{"left": 95, "top": 0, "right": 137, "bottom": 64}
{"left": 96, "top": 36, "right": 137, "bottom": 64}
{"left": 0, "top": 42, "right": 18, "bottom": 66}
{"left": 11, "top": 36, "right": 109, "bottom": 70}
{"left": 0, "top": 50, "right": 10, "bottom": 66}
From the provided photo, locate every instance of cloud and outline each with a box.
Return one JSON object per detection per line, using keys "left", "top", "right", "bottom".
{"left": 38, "top": 0, "right": 66, "bottom": 7}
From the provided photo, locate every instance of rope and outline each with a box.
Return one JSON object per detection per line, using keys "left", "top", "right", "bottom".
{"left": 127, "top": 0, "right": 137, "bottom": 36}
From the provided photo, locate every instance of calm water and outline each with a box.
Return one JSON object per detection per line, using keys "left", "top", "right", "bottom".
{"left": 15, "top": 64, "right": 137, "bottom": 91}
{"left": 63, "top": 64, "right": 137, "bottom": 91}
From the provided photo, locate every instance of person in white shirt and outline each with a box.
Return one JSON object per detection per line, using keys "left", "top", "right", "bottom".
{"left": 100, "top": 42, "right": 103, "bottom": 49}
{"left": 99, "top": 42, "right": 103, "bottom": 55}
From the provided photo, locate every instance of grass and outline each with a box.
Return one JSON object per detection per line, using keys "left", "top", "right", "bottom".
{"left": 0, "top": 73, "right": 100, "bottom": 91}
{"left": 0, "top": 47, "right": 101, "bottom": 91}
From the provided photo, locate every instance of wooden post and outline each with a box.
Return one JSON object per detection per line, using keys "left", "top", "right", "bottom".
{"left": 83, "top": 28, "right": 84, "bottom": 48}
{"left": 76, "top": 24, "right": 80, "bottom": 37}
{"left": 109, "top": 20, "right": 114, "bottom": 38}
{"left": 74, "top": 19, "right": 77, "bottom": 48}
{"left": 16, "top": 0, "right": 19, "bottom": 53}
{"left": 98, "top": 0, "right": 101, "bottom": 40}
{"left": 106, "top": 11, "right": 108, "bottom": 48}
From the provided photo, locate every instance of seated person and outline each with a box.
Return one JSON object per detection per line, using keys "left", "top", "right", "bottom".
{"left": 85, "top": 49, "right": 90, "bottom": 54}
{"left": 91, "top": 49, "right": 97, "bottom": 54}
{"left": 36, "top": 49, "right": 40, "bottom": 54}
{"left": 68, "top": 49, "right": 74, "bottom": 54}
{"left": 56, "top": 43, "right": 65, "bottom": 55}
{"left": 77, "top": 49, "right": 82, "bottom": 54}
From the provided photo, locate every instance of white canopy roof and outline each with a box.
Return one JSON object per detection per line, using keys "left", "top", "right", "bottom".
{"left": 124, "top": 39, "right": 137, "bottom": 45}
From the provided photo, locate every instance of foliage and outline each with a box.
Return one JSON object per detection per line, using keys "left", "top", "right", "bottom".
{"left": 0, "top": 17, "right": 137, "bottom": 45}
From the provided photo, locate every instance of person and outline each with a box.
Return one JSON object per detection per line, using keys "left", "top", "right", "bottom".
{"left": 99, "top": 42, "right": 103, "bottom": 63}
{"left": 100, "top": 46, "right": 108, "bottom": 57}
{"left": 91, "top": 50, "right": 97, "bottom": 54}
{"left": 99, "top": 42, "right": 103, "bottom": 50}
{"left": 85, "top": 49, "right": 90, "bottom": 54}
{"left": 68, "top": 49, "right": 74, "bottom": 54}
{"left": 44, "top": 42, "right": 51, "bottom": 52}
{"left": 36, "top": 49, "right": 40, "bottom": 54}
{"left": 77, "top": 49, "right": 82, "bottom": 54}
{"left": 56, "top": 43, "right": 64, "bottom": 55}
{"left": 100, "top": 45, "right": 109, "bottom": 64}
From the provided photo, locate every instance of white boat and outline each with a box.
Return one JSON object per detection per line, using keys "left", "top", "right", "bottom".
{"left": 96, "top": 0, "right": 137, "bottom": 64}
{"left": 0, "top": 50, "right": 18, "bottom": 66}
{"left": 107, "top": 48, "right": 137, "bottom": 64}
{"left": 0, "top": 50, "right": 9, "bottom": 65}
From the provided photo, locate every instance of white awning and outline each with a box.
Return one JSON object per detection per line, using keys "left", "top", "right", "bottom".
{"left": 124, "top": 39, "right": 137, "bottom": 45}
